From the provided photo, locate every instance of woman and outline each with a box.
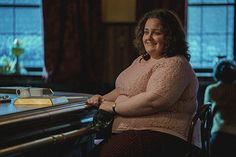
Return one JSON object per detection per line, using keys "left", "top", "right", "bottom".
{"left": 87, "top": 9, "right": 200, "bottom": 157}
{"left": 204, "top": 59, "right": 236, "bottom": 157}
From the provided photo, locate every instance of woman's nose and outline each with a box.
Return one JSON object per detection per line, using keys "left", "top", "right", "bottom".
{"left": 147, "top": 33, "right": 153, "bottom": 40}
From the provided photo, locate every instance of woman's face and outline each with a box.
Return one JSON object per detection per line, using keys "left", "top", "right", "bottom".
{"left": 142, "top": 18, "right": 165, "bottom": 59}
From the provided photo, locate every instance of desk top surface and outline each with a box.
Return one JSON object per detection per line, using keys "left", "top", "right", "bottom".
{"left": 0, "top": 89, "right": 96, "bottom": 155}
{"left": 0, "top": 88, "right": 92, "bottom": 117}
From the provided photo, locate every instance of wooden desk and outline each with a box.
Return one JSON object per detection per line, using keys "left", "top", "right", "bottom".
{"left": 0, "top": 91, "right": 97, "bottom": 157}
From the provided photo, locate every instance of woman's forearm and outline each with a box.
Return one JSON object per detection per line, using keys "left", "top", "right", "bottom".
{"left": 115, "top": 92, "right": 170, "bottom": 117}
{"left": 102, "top": 89, "right": 119, "bottom": 101}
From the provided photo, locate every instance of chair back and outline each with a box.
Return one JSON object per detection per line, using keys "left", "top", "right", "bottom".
{"left": 187, "top": 103, "right": 213, "bottom": 157}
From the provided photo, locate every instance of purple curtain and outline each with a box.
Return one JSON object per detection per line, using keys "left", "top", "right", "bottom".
{"left": 42, "top": 0, "right": 103, "bottom": 91}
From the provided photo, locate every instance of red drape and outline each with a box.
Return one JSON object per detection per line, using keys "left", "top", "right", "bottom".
{"left": 42, "top": 0, "right": 103, "bottom": 92}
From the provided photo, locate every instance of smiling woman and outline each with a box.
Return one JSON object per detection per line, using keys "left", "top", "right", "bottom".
{"left": 86, "top": 9, "right": 200, "bottom": 157}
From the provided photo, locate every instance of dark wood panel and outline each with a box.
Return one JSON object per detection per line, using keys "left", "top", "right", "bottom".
{"left": 102, "top": 24, "right": 138, "bottom": 84}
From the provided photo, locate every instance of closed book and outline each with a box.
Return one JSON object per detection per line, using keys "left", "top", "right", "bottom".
{"left": 14, "top": 96, "right": 69, "bottom": 107}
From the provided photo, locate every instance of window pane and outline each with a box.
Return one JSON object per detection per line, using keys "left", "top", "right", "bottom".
{"left": 0, "top": 35, "right": 14, "bottom": 56}
{"left": 0, "top": 8, "right": 14, "bottom": 33}
{"left": 0, "top": 0, "right": 13, "bottom": 4}
{"left": 0, "top": 0, "right": 44, "bottom": 74}
{"left": 16, "top": 8, "right": 42, "bottom": 34}
{"left": 188, "top": 0, "right": 201, "bottom": 4}
{"left": 227, "top": 34, "right": 234, "bottom": 58}
{"left": 203, "top": 6, "right": 227, "bottom": 33}
{"left": 202, "top": 34, "right": 227, "bottom": 61}
{"left": 188, "top": 0, "right": 234, "bottom": 69}
{"left": 0, "top": 0, "right": 41, "bottom": 5}
{"left": 189, "top": 0, "right": 235, "bottom": 4}
{"left": 188, "top": 7, "right": 201, "bottom": 34}
{"left": 188, "top": 35, "right": 201, "bottom": 61}
{"left": 228, "top": 6, "right": 234, "bottom": 33}
{"left": 203, "top": 0, "right": 229, "bottom": 3}
{"left": 0, "top": 35, "right": 15, "bottom": 73}
{"left": 0, "top": 35, "right": 44, "bottom": 69}
{"left": 15, "top": 35, "right": 44, "bottom": 68}
{"left": 16, "top": 0, "right": 41, "bottom": 5}
{"left": 203, "top": 0, "right": 234, "bottom": 3}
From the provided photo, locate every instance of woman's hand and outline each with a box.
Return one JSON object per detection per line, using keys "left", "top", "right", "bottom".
{"left": 99, "top": 101, "right": 114, "bottom": 113}
{"left": 86, "top": 94, "right": 104, "bottom": 107}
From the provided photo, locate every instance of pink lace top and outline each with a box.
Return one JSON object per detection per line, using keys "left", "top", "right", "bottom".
{"left": 113, "top": 55, "right": 201, "bottom": 147}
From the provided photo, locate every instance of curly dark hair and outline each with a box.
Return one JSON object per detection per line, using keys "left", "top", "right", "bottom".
{"left": 133, "top": 9, "right": 190, "bottom": 61}
{"left": 214, "top": 59, "right": 236, "bottom": 83}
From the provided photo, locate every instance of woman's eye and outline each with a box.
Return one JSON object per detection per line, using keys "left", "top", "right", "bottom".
{"left": 154, "top": 32, "right": 161, "bottom": 35}
{"left": 144, "top": 31, "right": 149, "bottom": 35}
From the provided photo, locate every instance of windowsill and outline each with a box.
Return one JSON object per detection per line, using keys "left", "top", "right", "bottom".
{"left": 0, "top": 71, "right": 43, "bottom": 77}
{"left": 0, "top": 71, "right": 46, "bottom": 87}
{"left": 196, "top": 72, "right": 214, "bottom": 85}
{"left": 0, "top": 66, "right": 44, "bottom": 76}
{"left": 196, "top": 72, "right": 212, "bottom": 78}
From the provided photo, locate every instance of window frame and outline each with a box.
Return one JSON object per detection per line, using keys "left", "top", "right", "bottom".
{"left": 187, "top": 0, "right": 236, "bottom": 77}
{"left": 0, "top": 0, "right": 44, "bottom": 76}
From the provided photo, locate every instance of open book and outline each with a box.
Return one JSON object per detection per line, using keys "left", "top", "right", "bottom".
{"left": 14, "top": 96, "right": 69, "bottom": 108}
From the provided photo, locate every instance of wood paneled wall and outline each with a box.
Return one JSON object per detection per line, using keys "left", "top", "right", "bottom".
{"left": 102, "top": 24, "right": 138, "bottom": 86}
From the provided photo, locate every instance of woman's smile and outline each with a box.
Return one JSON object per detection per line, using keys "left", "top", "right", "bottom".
{"left": 142, "top": 18, "right": 165, "bottom": 59}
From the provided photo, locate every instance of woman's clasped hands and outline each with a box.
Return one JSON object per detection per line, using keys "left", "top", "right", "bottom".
{"left": 87, "top": 94, "right": 104, "bottom": 107}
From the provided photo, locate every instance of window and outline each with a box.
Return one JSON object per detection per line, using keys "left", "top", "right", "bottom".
{"left": 0, "top": 0, "right": 44, "bottom": 75}
{"left": 187, "top": 0, "right": 235, "bottom": 69}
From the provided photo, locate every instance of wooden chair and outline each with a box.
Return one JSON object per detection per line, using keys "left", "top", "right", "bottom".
{"left": 185, "top": 103, "right": 213, "bottom": 157}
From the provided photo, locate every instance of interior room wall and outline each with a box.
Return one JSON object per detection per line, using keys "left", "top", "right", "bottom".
{"left": 99, "top": 0, "right": 138, "bottom": 94}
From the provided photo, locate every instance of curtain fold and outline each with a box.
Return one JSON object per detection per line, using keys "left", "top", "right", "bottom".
{"left": 42, "top": 0, "right": 103, "bottom": 92}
